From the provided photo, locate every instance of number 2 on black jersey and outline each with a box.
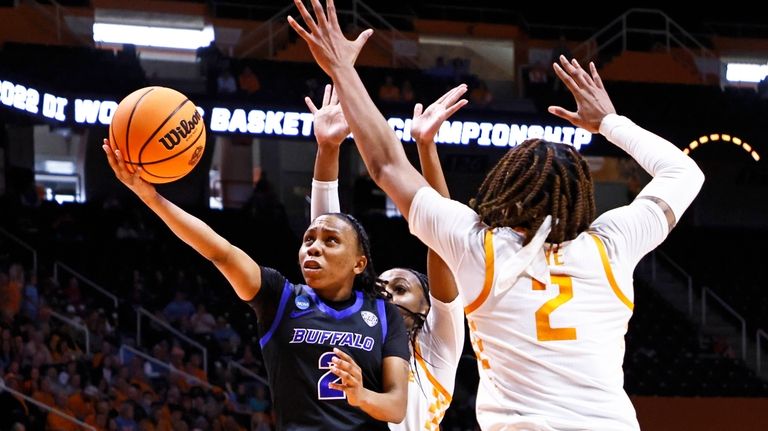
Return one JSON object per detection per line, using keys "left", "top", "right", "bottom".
{"left": 317, "top": 351, "right": 346, "bottom": 400}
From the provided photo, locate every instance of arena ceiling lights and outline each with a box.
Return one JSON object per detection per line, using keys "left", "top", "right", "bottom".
{"left": 93, "top": 23, "right": 214, "bottom": 50}
{"left": 683, "top": 133, "right": 760, "bottom": 162}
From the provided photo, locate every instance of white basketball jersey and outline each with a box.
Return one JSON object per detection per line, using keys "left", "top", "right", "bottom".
{"left": 465, "top": 228, "right": 637, "bottom": 431}
{"left": 390, "top": 295, "right": 464, "bottom": 431}
{"left": 409, "top": 186, "right": 672, "bottom": 431}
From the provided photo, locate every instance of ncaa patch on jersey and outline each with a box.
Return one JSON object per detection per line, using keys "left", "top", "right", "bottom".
{"left": 295, "top": 295, "right": 310, "bottom": 310}
{"left": 360, "top": 311, "right": 378, "bottom": 327}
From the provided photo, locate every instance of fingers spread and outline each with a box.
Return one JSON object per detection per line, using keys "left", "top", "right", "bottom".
{"left": 326, "top": 0, "right": 341, "bottom": 30}
{"left": 304, "top": 96, "right": 318, "bottom": 114}
{"left": 330, "top": 85, "right": 339, "bottom": 105}
{"left": 353, "top": 29, "right": 373, "bottom": 50}
{"left": 287, "top": 16, "right": 312, "bottom": 42}
{"left": 310, "top": 0, "right": 329, "bottom": 31}
{"left": 552, "top": 63, "right": 579, "bottom": 94}
{"left": 444, "top": 99, "right": 468, "bottom": 118}
{"left": 292, "top": 0, "right": 319, "bottom": 35}
{"left": 590, "top": 62, "right": 604, "bottom": 89}
{"left": 547, "top": 106, "right": 579, "bottom": 124}
{"left": 322, "top": 84, "right": 332, "bottom": 106}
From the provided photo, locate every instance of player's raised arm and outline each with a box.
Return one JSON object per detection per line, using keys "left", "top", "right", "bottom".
{"left": 549, "top": 56, "right": 704, "bottom": 233}
{"left": 410, "top": 86, "right": 467, "bottom": 303}
{"left": 307, "top": 84, "right": 346, "bottom": 220}
{"left": 288, "top": 0, "right": 432, "bottom": 219}
{"left": 102, "top": 139, "right": 261, "bottom": 301}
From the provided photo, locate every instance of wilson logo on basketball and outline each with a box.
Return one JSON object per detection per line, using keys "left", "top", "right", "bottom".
{"left": 158, "top": 110, "right": 202, "bottom": 150}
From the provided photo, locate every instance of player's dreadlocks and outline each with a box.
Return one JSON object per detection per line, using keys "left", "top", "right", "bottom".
{"left": 470, "top": 139, "right": 595, "bottom": 245}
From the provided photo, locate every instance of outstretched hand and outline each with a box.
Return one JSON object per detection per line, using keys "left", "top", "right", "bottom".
{"left": 411, "top": 84, "right": 468, "bottom": 145}
{"left": 102, "top": 139, "right": 156, "bottom": 201}
{"left": 287, "top": 0, "right": 373, "bottom": 78}
{"left": 548, "top": 55, "right": 616, "bottom": 133}
{"left": 306, "top": 84, "right": 349, "bottom": 148}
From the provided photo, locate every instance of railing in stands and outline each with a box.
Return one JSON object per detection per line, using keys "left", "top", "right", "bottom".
{"left": 53, "top": 261, "right": 119, "bottom": 309}
{"left": 702, "top": 286, "right": 747, "bottom": 360}
{"left": 344, "top": 0, "right": 419, "bottom": 68}
{"left": 238, "top": 0, "right": 418, "bottom": 67}
{"left": 136, "top": 306, "right": 208, "bottom": 374}
{"left": 50, "top": 310, "right": 91, "bottom": 356}
{"left": 572, "top": 8, "right": 719, "bottom": 83}
{"left": 237, "top": 2, "right": 296, "bottom": 58}
{"left": 228, "top": 360, "right": 268, "bottom": 386}
{"left": 0, "top": 226, "right": 38, "bottom": 274}
{"left": 22, "top": 0, "right": 91, "bottom": 46}
{"left": 119, "top": 344, "right": 212, "bottom": 390}
{"left": 655, "top": 251, "right": 694, "bottom": 316}
{"left": 757, "top": 330, "right": 768, "bottom": 375}
{"left": 0, "top": 381, "right": 96, "bottom": 431}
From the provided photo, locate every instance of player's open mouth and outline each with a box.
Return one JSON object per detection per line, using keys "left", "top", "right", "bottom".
{"left": 303, "top": 260, "right": 322, "bottom": 271}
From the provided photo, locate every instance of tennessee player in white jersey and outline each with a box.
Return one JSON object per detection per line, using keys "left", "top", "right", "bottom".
{"left": 304, "top": 84, "right": 467, "bottom": 430}
{"left": 288, "top": 6, "right": 704, "bottom": 429}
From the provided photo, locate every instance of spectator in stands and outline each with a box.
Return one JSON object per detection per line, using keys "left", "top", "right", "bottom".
{"left": 217, "top": 69, "right": 238, "bottom": 95}
{"left": 20, "top": 271, "right": 40, "bottom": 321}
{"left": 0, "top": 373, "right": 31, "bottom": 430}
{"left": 163, "top": 291, "right": 195, "bottom": 325}
{"left": 470, "top": 80, "right": 493, "bottom": 107}
{"left": 378, "top": 75, "right": 401, "bottom": 102}
{"left": 64, "top": 277, "right": 83, "bottom": 308}
{"left": 238, "top": 65, "right": 261, "bottom": 96}
{"left": 0, "top": 265, "right": 22, "bottom": 322}
{"left": 758, "top": 76, "right": 768, "bottom": 100}
{"left": 197, "top": 41, "right": 224, "bottom": 95}
{"left": 186, "top": 353, "right": 207, "bottom": 384}
{"left": 23, "top": 329, "right": 52, "bottom": 366}
{"left": 67, "top": 383, "right": 96, "bottom": 420}
{"left": 451, "top": 57, "right": 470, "bottom": 83}
{"left": 291, "top": 4, "right": 704, "bottom": 429}
{"left": 47, "top": 392, "right": 79, "bottom": 431}
{"left": 400, "top": 80, "right": 415, "bottom": 103}
{"left": 426, "top": 56, "right": 453, "bottom": 79}
{"left": 190, "top": 304, "right": 216, "bottom": 335}
{"left": 212, "top": 317, "right": 240, "bottom": 350}
{"left": 114, "top": 400, "right": 138, "bottom": 431}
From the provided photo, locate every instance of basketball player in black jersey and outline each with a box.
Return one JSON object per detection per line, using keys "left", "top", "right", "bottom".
{"left": 102, "top": 139, "right": 410, "bottom": 430}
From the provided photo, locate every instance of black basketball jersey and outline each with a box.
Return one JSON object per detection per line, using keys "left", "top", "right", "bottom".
{"left": 247, "top": 267, "right": 410, "bottom": 431}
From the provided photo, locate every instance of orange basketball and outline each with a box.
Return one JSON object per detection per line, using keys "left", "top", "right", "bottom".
{"left": 109, "top": 86, "right": 206, "bottom": 184}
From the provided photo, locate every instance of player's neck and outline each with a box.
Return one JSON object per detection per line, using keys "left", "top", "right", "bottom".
{"left": 314, "top": 283, "right": 355, "bottom": 302}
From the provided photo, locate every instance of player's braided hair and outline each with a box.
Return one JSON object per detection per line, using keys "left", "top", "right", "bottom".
{"left": 330, "top": 213, "right": 387, "bottom": 299}
{"left": 469, "top": 139, "right": 595, "bottom": 245}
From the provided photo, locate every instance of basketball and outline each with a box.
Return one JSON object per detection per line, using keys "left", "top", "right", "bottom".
{"left": 109, "top": 86, "right": 206, "bottom": 184}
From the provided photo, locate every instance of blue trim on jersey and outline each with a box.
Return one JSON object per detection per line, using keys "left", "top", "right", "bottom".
{"left": 304, "top": 287, "right": 364, "bottom": 320}
{"left": 259, "top": 280, "right": 293, "bottom": 348}
{"left": 376, "top": 299, "right": 388, "bottom": 343}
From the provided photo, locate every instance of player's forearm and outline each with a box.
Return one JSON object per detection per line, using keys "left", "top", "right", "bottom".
{"left": 427, "top": 250, "right": 459, "bottom": 303}
{"left": 331, "top": 65, "right": 415, "bottom": 185}
{"left": 600, "top": 114, "right": 705, "bottom": 221}
{"left": 357, "top": 387, "right": 407, "bottom": 423}
{"left": 415, "top": 140, "right": 450, "bottom": 198}
{"left": 313, "top": 144, "right": 340, "bottom": 182}
{"left": 141, "top": 192, "right": 232, "bottom": 264}
{"left": 310, "top": 144, "right": 341, "bottom": 220}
